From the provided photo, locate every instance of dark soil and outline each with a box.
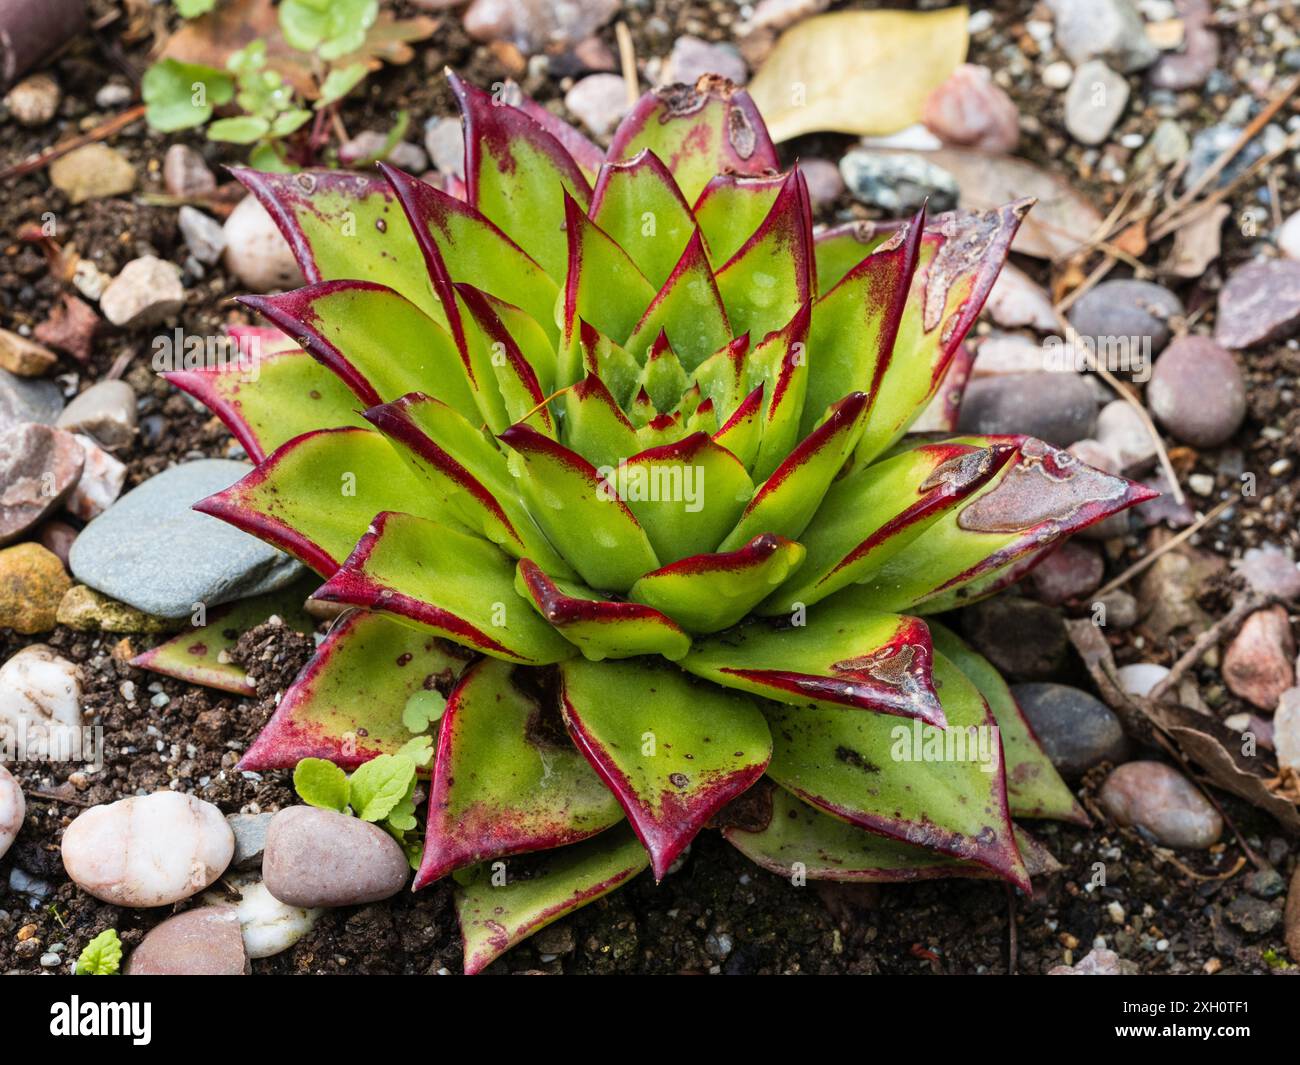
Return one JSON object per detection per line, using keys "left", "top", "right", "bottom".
{"left": 1, "top": 0, "right": 1298, "bottom": 975}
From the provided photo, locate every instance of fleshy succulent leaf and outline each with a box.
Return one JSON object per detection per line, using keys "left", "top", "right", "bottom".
{"left": 451, "top": 71, "right": 593, "bottom": 278}
{"left": 498, "top": 424, "right": 660, "bottom": 593}
{"left": 761, "top": 649, "right": 1029, "bottom": 890}
{"left": 505, "top": 81, "right": 605, "bottom": 181}
{"left": 682, "top": 599, "right": 945, "bottom": 725}
{"left": 928, "top": 621, "right": 1089, "bottom": 825}
{"left": 836, "top": 437, "right": 1158, "bottom": 614}
{"left": 455, "top": 824, "right": 648, "bottom": 975}
{"left": 560, "top": 657, "right": 771, "bottom": 880}
{"left": 607, "top": 77, "right": 779, "bottom": 204}
{"left": 416, "top": 658, "right": 624, "bottom": 887}
{"left": 233, "top": 168, "right": 441, "bottom": 320}
{"left": 616, "top": 433, "right": 754, "bottom": 565}
{"left": 240, "top": 281, "right": 479, "bottom": 418}
{"left": 363, "top": 392, "right": 573, "bottom": 577}
{"left": 854, "top": 201, "right": 1032, "bottom": 467}
{"left": 130, "top": 577, "right": 317, "bottom": 694}
{"left": 724, "top": 783, "right": 1055, "bottom": 883}
{"left": 813, "top": 219, "right": 905, "bottom": 293}
{"left": 693, "top": 172, "right": 787, "bottom": 270}
{"left": 313, "top": 511, "right": 576, "bottom": 664}
{"left": 557, "top": 373, "right": 640, "bottom": 470}
{"left": 761, "top": 441, "right": 1016, "bottom": 613}
{"left": 562, "top": 193, "right": 657, "bottom": 351}
{"left": 719, "top": 391, "right": 869, "bottom": 549}
{"left": 743, "top": 302, "right": 811, "bottom": 481}
{"left": 801, "top": 215, "right": 921, "bottom": 438}
{"left": 194, "top": 427, "right": 441, "bottom": 576}
{"left": 589, "top": 149, "right": 698, "bottom": 289}
{"left": 379, "top": 163, "right": 560, "bottom": 347}
{"left": 240, "top": 610, "right": 472, "bottom": 771}
{"left": 623, "top": 230, "right": 731, "bottom": 372}
{"left": 164, "top": 344, "right": 366, "bottom": 464}
{"left": 515, "top": 560, "right": 692, "bottom": 661}
{"left": 714, "top": 170, "right": 813, "bottom": 344}
{"left": 628, "top": 533, "right": 806, "bottom": 634}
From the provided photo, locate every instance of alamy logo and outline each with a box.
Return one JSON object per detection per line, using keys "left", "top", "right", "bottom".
{"left": 49, "top": 997, "right": 152, "bottom": 1045}
{"left": 596, "top": 461, "right": 705, "bottom": 513}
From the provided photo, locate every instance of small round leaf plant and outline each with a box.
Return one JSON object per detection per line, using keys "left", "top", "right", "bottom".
{"left": 148, "top": 74, "right": 1154, "bottom": 973}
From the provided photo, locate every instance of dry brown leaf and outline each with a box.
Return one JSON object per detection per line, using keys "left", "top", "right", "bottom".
{"left": 1113, "top": 220, "right": 1149, "bottom": 258}
{"left": 1167, "top": 202, "right": 1229, "bottom": 278}
{"left": 747, "top": 7, "right": 968, "bottom": 143}
{"left": 1066, "top": 619, "right": 1300, "bottom": 833}
{"left": 922, "top": 148, "right": 1104, "bottom": 260}
{"left": 161, "top": 0, "right": 437, "bottom": 98}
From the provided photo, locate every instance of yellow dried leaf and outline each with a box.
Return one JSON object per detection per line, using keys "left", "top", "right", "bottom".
{"left": 748, "top": 7, "right": 969, "bottom": 142}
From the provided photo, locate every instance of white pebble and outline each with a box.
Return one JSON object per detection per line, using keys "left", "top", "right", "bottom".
{"left": 61, "top": 791, "right": 234, "bottom": 907}
{"left": 204, "top": 873, "right": 320, "bottom": 959}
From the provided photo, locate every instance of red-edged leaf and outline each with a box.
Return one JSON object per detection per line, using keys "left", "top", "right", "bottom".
{"left": 762, "top": 441, "right": 1016, "bottom": 613}
{"left": 164, "top": 345, "right": 366, "bottom": 464}
{"left": 194, "top": 427, "right": 440, "bottom": 576}
{"left": 556, "top": 372, "right": 640, "bottom": 470}
{"left": 451, "top": 71, "right": 593, "bottom": 278}
{"left": 725, "top": 783, "right": 1057, "bottom": 884}
{"left": 761, "top": 650, "right": 1030, "bottom": 890}
{"left": 813, "top": 218, "right": 904, "bottom": 293}
{"left": 379, "top": 162, "right": 560, "bottom": 348}
{"left": 837, "top": 436, "right": 1158, "bottom": 615}
{"left": 693, "top": 172, "right": 787, "bottom": 270}
{"left": 607, "top": 77, "right": 779, "bottom": 203}
{"left": 498, "top": 424, "right": 660, "bottom": 593}
{"left": 719, "top": 391, "right": 869, "bottom": 549}
{"left": 855, "top": 200, "right": 1031, "bottom": 466}
{"left": 451, "top": 282, "right": 551, "bottom": 433}
{"left": 589, "top": 148, "right": 698, "bottom": 289}
{"left": 454, "top": 824, "right": 647, "bottom": 975}
{"left": 131, "top": 577, "right": 318, "bottom": 695}
{"left": 232, "top": 167, "right": 442, "bottom": 322}
{"left": 801, "top": 212, "right": 921, "bottom": 437}
{"left": 507, "top": 80, "right": 604, "bottom": 181}
{"left": 683, "top": 600, "right": 946, "bottom": 725}
{"left": 628, "top": 533, "right": 806, "bottom": 634}
{"left": 313, "top": 511, "right": 576, "bottom": 664}
{"left": 415, "top": 658, "right": 623, "bottom": 887}
{"left": 363, "top": 392, "right": 573, "bottom": 578}
{"left": 561, "top": 192, "right": 656, "bottom": 351}
{"left": 710, "top": 383, "right": 763, "bottom": 470}
{"left": 929, "top": 621, "right": 1088, "bottom": 825}
{"left": 515, "top": 560, "right": 691, "bottom": 661}
{"left": 744, "top": 302, "right": 811, "bottom": 481}
{"left": 560, "top": 656, "right": 771, "bottom": 880}
{"left": 714, "top": 169, "right": 813, "bottom": 343}
{"left": 239, "top": 281, "right": 479, "bottom": 420}
{"left": 239, "top": 610, "right": 472, "bottom": 771}
{"left": 615, "top": 432, "right": 754, "bottom": 564}
{"left": 623, "top": 229, "right": 731, "bottom": 372}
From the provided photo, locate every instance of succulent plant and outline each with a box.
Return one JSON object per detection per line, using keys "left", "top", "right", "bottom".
{"left": 146, "top": 74, "right": 1153, "bottom": 973}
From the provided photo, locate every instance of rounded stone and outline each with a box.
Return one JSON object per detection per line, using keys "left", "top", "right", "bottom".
{"left": 1011, "top": 682, "right": 1129, "bottom": 780}
{"left": 61, "top": 791, "right": 234, "bottom": 907}
{"left": 99, "top": 256, "right": 185, "bottom": 329}
{"left": 956, "top": 372, "right": 1097, "bottom": 447}
{"left": 1098, "top": 761, "right": 1223, "bottom": 849}
{"left": 222, "top": 195, "right": 305, "bottom": 293}
{"left": 1117, "top": 662, "right": 1170, "bottom": 697}
{"left": 125, "top": 906, "right": 248, "bottom": 975}
{"left": 263, "top": 806, "right": 409, "bottom": 908}
{"left": 1028, "top": 539, "right": 1104, "bottom": 605}
{"left": 0, "top": 644, "right": 82, "bottom": 738}
{"left": 921, "top": 63, "right": 1019, "bottom": 153}
{"left": 1147, "top": 336, "right": 1246, "bottom": 448}
{"left": 56, "top": 379, "right": 137, "bottom": 449}
{"left": 204, "top": 872, "right": 319, "bottom": 959}
{"left": 0, "top": 423, "right": 84, "bottom": 545}
{"left": 1068, "top": 279, "right": 1183, "bottom": 355}
{"left": 0, "top": 542, "right": 72, "bottom": 634}
{"left": 963, "top": 597, "right": 1069, "bottom": 680}
{"left": 0, "top": 764, "right": 24, "bottom": 860}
